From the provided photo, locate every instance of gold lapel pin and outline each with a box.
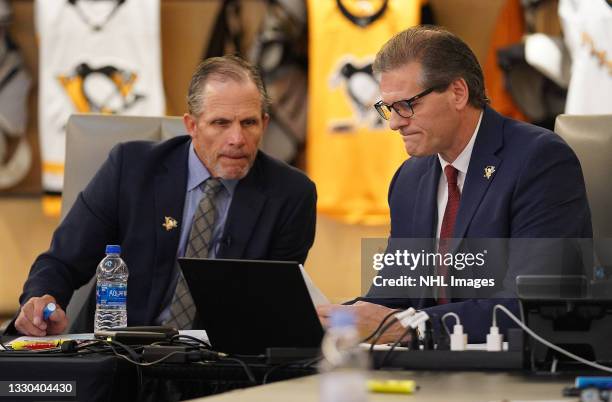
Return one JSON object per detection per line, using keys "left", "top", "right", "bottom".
{"left": 484, "top": 165, "right": 496, "bottom": 180}
{"left": 162, "top": 216, "right": 178, "bottom": 231}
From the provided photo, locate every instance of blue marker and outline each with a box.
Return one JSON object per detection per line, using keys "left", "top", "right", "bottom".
{"left": 575, "top": 377, "right": 612, "bottom": 390}
{"left": 42, "top": 302, "right": 56, "bottom": 321}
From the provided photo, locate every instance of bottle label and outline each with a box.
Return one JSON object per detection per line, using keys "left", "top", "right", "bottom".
{"left": 96, "top": 284, "right": 127, "bottom": 306}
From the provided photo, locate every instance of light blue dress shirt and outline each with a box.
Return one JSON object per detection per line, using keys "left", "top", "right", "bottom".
{"left": 176, "top": 143, "right": 238, "bottom": 258}
{"left": 156, "top": 143, "right": 238, "bottom": 324}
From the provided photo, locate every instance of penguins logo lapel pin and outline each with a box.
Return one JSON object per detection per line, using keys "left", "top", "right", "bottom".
{"left": 484, "top": 165, "right": 496, "bottom": 180}
{"left": 162, "top": 216, "right": 178, "bottom": 231}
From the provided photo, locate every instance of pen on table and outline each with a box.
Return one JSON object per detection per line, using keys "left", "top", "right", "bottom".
{"left": 10, "top": 340, "right": 64, "bottom": 350}
{"left": 43, "top": 302, "right": 56, "bottom": 321}
{"left": 575, "top": 377, "right": 612, "bottom": 390}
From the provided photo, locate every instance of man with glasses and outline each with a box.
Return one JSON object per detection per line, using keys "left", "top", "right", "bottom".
{"left": 318, "top": 26, "right": 591, "bottom": 343}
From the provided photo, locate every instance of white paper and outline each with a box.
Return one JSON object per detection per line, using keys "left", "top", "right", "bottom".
{"left": 4, "top": 331, "right": 209, "bottom": 349}
{"left": 1, "top": 333, "right": 95, "bottom": 350}
{"left": 178, "top": 329, "right": 209, "bottom": 344}
{"left": 300, "top": 264, "right": 330, "bottom": 306}
{"left": 7, "top": 333, "right": 95, "bottom": 345}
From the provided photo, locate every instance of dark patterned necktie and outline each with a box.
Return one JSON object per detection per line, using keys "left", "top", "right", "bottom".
{"left": 438, "top": 165, "right": 460, "bottom": 304}
{"left": 165, "top": 178, "right": 223, "bottom": 329}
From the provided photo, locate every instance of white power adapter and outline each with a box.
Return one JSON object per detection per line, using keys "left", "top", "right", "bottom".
{"left": 450, "top": 324, "right": 467, "bottom": 351}
{"left": 399, "top": 311, "right": 429, "bottom": 329}
{"left": 442, "top": 312, "right": 468, "bottom": 351}
{"left": 486, "top": 326, "right": 504, "bottom": 351}
{"left": 393, "top": 307, "right": 416, "bottom": 324}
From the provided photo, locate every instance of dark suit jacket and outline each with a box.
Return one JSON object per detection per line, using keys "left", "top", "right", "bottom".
{"left": 17, "top": 135, "right": 317, "bottom": 329}
{"left": 365, "top": 106, "right": 592, "bottom": 341}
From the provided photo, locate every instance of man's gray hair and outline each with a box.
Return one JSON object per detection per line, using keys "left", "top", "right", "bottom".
{"left": 373, "top": 25, "right": 488, "bottom": 109}
{"left": 187, "top": 55, "right": 271, "bottom": 116}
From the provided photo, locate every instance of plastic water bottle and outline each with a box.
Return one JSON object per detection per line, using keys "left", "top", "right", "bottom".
{"left": 319, "top": 310, "right": 369, "bottom": 402}
{"left": 94, "top": 245, "right": 128, "bottom": 331}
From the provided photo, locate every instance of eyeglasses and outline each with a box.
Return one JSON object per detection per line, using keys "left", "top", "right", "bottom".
{"left": 374, "top": 85, "right": 444, "bottom": 120}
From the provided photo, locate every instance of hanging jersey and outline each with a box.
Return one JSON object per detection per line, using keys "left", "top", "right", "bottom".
{"left": 483, "top": 0, "right": 527, "bottom": 122}
{"left": 0, "top": 19, "right": 33, "bottom": 190}
{"left": 307, "top": 0, "right": 420, "bottom": 225}
{"left": 559, "top": 0, "right": 612, "bottom": 114}
{"left": 35, "top": 0, "right": 165, "bottom": 215}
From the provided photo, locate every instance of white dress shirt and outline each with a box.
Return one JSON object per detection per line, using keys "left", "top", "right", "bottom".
{"left": 435, "top": 112, "right": 483, "bottom": 239}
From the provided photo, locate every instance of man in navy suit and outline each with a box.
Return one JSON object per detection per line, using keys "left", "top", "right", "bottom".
{"left": 14, "top": 55, "right": 317, "bottom": 336}
{"left": 318, "top": 26, "right": 591, "bottom": 343}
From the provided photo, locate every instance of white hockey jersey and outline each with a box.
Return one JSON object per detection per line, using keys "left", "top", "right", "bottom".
{"left": 36, "top": 0, "right": 165, "bottom": 214}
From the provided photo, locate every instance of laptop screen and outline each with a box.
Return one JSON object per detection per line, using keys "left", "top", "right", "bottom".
{"left": 178, "top": 258, "right": 324, "bottom": 355}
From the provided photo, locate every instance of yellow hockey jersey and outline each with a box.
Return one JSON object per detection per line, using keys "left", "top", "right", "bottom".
{"left": 307, "top": 0, "right": 420, "bottom": 225}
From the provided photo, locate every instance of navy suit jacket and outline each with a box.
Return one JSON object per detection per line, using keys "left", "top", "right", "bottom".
{"left": 18, "top": 136, "right": 317, "bottom": 328}
{"left": 365, "top": 106, "right": 592, "bottom": 341}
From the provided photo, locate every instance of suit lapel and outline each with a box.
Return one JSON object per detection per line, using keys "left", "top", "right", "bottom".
{"left": 411, "top": 158, "right": 439, "bottom": 301}
{"left": 218, "top": 154, "right": 267, "bottom": 258}
{"left": 413, "top": 157, "right": 440, "bottom": 238}
{"left": 148, "top": 140, "right": 189, "bottom": 322}
{"left": 454, "top": 106, "right": 504, "bottom": 239}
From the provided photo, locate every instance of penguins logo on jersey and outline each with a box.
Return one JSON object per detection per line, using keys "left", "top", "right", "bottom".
{"left": 57, "top": 62, "right": 145, "bottom": 114}
{"left": 328, "top": 57, "right": 384, "bottom": 132}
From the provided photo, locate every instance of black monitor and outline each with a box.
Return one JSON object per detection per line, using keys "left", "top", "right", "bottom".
{"left": 178, "top": 258, "right": 324, "bottom": 355}
{"left": 518, "top": 275, "right": 612, "bottom": 373}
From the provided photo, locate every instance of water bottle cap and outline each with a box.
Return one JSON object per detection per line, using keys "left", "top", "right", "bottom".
{"left": 105, "top": 245, "right": 121, "bottom": 254}
{"left": 329, "top": 309, "right": 356, "bottom": 328}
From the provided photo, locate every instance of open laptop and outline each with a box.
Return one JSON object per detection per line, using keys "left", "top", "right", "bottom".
{"left": 178, "top": 258, "right": 325, "bottom": 355}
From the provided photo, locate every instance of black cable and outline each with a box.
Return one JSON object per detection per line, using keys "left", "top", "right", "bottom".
{"left": 222, "top": 357, "right": 257, "bottom": 385}
{"left": 105, "top": 340, "right": 143, "bottom": 363}
{"left": 300, "top": 355, "right": 323, "bottom": 369}
{"left": 135, "top": 365, "right": 143, "bottom": 402}
{"left": 225, "top": 353, "right": 265, "bottom": 360}
{"left": 262, "top": 363, "right": 286, "bottom": 384}
{"left": 1, "top": 339, "right": 144, "bottom": 399}
{"left": 98, "top": 340, "right": 144, "bottom": 401}
{"left": 86, "top": 339, "right": 222, "bottom": 366}
{"left": 262, "top": 356, "right": 322, "bottom": 385}
{"left": 378, "top": 326, "right": 413, "bottom": 369}
{"left": 368, "top": 318, "right": 400, "bottom": 354}
{"left": 362, "top": 309, "right": 404, "bottom": 343}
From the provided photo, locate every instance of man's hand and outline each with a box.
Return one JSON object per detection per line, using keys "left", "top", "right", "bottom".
{"left": 15, "top": 295, "right": 68, "bottom": 336}
{"left": 317, "top": 301, "right": 408, "bottom": 344}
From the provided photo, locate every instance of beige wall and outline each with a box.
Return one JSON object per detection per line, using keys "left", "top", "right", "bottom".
{"left": 306, "top": 215, "right": 388, "bottom": 304}
{"left": 0, "top": 199, "right": 59, "bottom": 314}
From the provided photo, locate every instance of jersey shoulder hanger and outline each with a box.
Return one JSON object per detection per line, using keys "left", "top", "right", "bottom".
{"left": 336, "top": 0, "right": 389, "bottom": 28}
{"left": 67, "top": 0, "right": 126, "bottom": 32}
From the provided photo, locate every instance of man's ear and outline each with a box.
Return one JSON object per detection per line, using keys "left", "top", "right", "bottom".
{"left": 262, "top": 112, "right": 270, "bottom": 131}
{"left": 183, "top": 113, "right": 197, "bottom": 138}
{"left": 449, "top": 78, "right": 470, "bottom": 110}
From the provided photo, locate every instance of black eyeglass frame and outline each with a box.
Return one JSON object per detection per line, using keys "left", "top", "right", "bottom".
{"left": 374, "top": 85, "right": 446, "bottom": 120}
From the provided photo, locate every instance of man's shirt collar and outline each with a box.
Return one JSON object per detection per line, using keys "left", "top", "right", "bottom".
{"left": 438, "top": 111, "right": 484, "bottom": 175}
{"left": 186, "top": 142, "right": 238, "bottom": 195}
